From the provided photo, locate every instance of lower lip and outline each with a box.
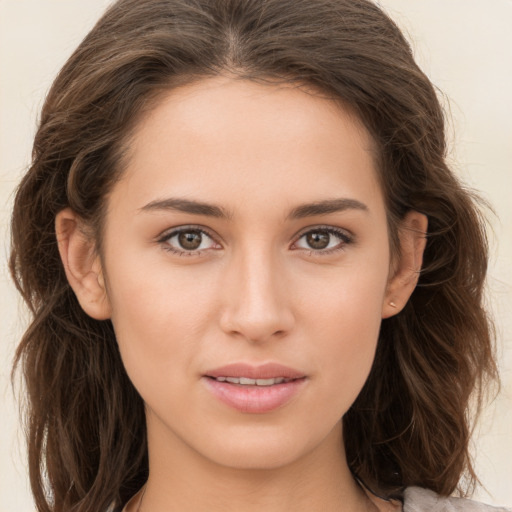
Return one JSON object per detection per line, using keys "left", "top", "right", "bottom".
{"left": 203, "top": 377, "right": 307, "bottom": 413}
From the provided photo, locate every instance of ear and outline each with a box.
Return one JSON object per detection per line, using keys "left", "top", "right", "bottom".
{"left": 55, "top": 208, "right": 111, "bottom": 320}
{"left": 382, "top": 210, "right": 428, "bottom": 319}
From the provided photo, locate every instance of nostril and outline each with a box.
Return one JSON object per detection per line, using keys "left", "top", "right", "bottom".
{"left": 217, "top": 263, "right": 295, "bottom": 338}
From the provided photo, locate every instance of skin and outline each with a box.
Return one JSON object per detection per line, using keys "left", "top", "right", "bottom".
{"left": 56, "top": 76, "right": 427, "bottom": 511}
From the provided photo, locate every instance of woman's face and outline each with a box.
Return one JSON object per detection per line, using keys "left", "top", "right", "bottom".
{"left": 98, "top": 77, "right": 397, "bottom": 470}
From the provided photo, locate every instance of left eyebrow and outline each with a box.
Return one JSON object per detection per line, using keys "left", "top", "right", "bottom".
{"left": 286, "top": 198, "right": 369, "bottom": 220}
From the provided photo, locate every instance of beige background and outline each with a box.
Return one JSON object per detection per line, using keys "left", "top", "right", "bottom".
{"left": 1, "top": 1, "right": 511, "bottom": 511}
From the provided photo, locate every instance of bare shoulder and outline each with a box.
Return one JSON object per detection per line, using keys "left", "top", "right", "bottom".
{"left": 403, "top": 487, "right": 511, "bottom": 512}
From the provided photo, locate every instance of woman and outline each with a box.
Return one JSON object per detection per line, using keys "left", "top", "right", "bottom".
{"left": 8, "top": 0, "right": 510, "bottom": 511}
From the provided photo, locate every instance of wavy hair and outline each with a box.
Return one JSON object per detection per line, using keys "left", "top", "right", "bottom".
{"left": 10, "top": 0, "right": 497, "bottom": 510}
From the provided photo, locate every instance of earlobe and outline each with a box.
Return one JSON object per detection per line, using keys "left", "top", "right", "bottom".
{"left": 55, "top": 208, "right": 111, "bottom": 320}
{"left": 382, "top": 210, "right": 428, "bottom": 319}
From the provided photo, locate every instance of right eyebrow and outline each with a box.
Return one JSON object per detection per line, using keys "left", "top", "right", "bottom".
{"left": 139, "top": 197, "right": 234, "bottom": 220}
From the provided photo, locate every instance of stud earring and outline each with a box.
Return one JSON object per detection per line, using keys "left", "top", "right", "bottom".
{"left": 389, "top": 301, "right": 398, "bottom": 308}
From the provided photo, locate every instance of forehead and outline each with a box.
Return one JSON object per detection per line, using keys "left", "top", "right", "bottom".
{"left": 113, "top": 76, "right": 384, "bottom": 219}
{"left": 129, "top": 76, "right": 374, "bottom": 159}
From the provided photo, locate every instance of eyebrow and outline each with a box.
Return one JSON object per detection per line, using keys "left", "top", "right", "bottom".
{"left": 140, "top": 198, "right": 233, "bottom": 219}
{"left": 286, "top": 198, "right": 368, "bottom": 220}
{"left": 139, "top": 197, "right": 368, "bottom": 220}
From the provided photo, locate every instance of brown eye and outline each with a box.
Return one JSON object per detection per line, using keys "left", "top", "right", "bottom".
{"left": 305, "top": 231, "right": 330, "bottom": 250}
{"left": 294, "top": 227, "right": 352, "bottom": 254}
{"left": 159, "top": 227, "right": 218, "bottom": 255}
{"left": 178, "top": 230, "right": 203, "bottom": 250}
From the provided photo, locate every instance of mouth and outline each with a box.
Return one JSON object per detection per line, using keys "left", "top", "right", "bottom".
{"left": 203, "top": 363, "right": 307, "bottom": 413}
{"left": 207, "top": 376, "right": 299, "bottom": 386}
{"left": 205, "top": 362, "right": 306, "bottom": 381}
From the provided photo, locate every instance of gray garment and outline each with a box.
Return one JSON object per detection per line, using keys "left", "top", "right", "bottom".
{"left": 403, "top": 487, "right": 511, "bottom": 512}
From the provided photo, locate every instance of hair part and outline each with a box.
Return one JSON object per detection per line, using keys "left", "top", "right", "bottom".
{"left": 10, "top": 0, "right": 497, "bottom": 510}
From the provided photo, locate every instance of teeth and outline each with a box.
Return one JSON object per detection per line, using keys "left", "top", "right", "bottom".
{"left": 214, "top": 376, "right": 289, "bottom": 386}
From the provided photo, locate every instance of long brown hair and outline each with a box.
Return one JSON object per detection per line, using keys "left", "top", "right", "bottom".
{"left": 10, "top": 0, "right": 497, "bottom": 510}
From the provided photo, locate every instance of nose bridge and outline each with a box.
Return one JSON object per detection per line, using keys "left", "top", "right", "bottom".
{"left": 219, "top": 241, "right": 294, "bottom": 342}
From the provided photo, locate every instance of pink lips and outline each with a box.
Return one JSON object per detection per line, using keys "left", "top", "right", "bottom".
{"left": 203, "top": 363, "right": 307, "bottom": 414}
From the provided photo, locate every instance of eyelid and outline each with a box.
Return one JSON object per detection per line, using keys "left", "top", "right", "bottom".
{"left": 156, "top": 224, "right": 218, "bottom": 242}
{"left": 291, "top": 225, "right": 354, "bottom": 255}
{"left": 293, "top": 224, "right": 353, "bottom": 239}
{"left": 156, "top": 224, "right": 222, "bottom": 255}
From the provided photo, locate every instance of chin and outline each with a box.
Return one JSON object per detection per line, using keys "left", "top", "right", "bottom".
{"left": 209, "top": 445, "right": 304, "bottom": 471}
{"left": 196, "top": 424, "right": 332, "bottom": 471}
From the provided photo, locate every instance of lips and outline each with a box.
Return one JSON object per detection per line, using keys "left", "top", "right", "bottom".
{"left": 203, "top": 363, "right": 307, "bottom": 413}
{"left": 212, "top": 376, "right": 292, "bottom": 386}
{"left": 205, "top": 362, "right": 305, "bottom": 380}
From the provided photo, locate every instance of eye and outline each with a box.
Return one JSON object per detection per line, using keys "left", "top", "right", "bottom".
{"left": 293, "top": 227, "right": 352, "bottom": 255}
{"left": 158, "top": 227, "right": 220, "bottom": 256}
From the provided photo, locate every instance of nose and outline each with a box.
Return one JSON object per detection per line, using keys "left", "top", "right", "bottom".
{"left": 219, "top": 247, "right": 295, "bottom": 343}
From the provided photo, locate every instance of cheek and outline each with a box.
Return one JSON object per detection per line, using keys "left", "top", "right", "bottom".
{"left": 104, "top": 260, "right": 215, "bottom": 393}
{"left": 300, "top": 260, "right": 388, "bottom": 412}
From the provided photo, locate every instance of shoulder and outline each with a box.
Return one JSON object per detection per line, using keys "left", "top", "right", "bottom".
{"left": 403, "top": 487, "right": 511, "bottom": 512}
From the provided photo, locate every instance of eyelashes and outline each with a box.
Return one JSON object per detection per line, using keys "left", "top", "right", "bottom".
{"left": 293, "top": 227, "right": 352, "bottom": 254}
{"left": 157, "top": 226, "right": 221, "bottom": 256}
{"left": 156, "top": 224, "right": 354, "bottom": 258}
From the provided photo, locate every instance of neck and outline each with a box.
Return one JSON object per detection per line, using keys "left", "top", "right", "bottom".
{"left": 139, "top": 417, "right": 372, "bottom": 512}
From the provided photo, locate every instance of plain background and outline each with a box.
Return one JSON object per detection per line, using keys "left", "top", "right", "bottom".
{"left": 1, "top": 1, "right": 511, "bottom": 511}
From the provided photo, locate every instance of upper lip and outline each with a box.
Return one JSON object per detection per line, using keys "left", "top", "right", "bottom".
{"left": 204, "top": 363, "right": 306, "bottom": 380}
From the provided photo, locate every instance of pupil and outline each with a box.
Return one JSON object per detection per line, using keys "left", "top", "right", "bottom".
{"left": 307, "top": 231, "right": 330, "bottom": 249}
{"left": 178, "top": 231, "right": 202, "bottom": 250}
